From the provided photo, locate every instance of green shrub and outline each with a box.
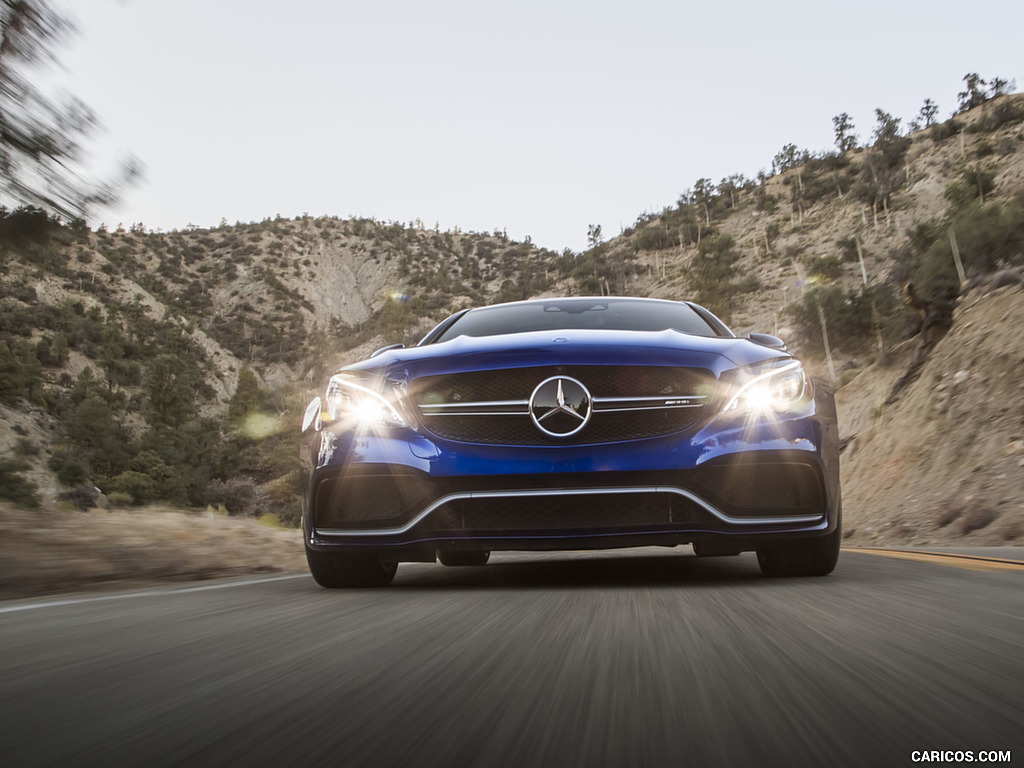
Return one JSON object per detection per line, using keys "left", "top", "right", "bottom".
{"left": 0, "top": 339, "right": 43, "bottom": 403}
{"left": 276, "top": 498, "right": 302, "bottom": 528}
{"left": 805, "top": 254, "right": 845, "bottom": 280}
{"left": 837, "top": 236, "right": 860, "bottom": 263}
{"left": 34, "top": 332, "right": 68, "bottom": 367}
{"left": 944, "top": 165, "right": 997, "bottom": 211}
{"left": 104, "top": 470, "right": 158, "bottom": 506}
{"left": 49, "top": 444, "right": 90, "bottom": 486}
{"left": 0, "top": 454, "right": 40, "bottom": 507}
{"left": 789, "top": 284, "right": 911, "bottom": 355}
{"left": 107, "top": 491, "right": 134, "bottom": 508}
{"left": 634, "top": 224, "right": 674, "bottom": 251}
{"left": 735, "top": 274, "right": 762, "bottom": 294}
{"left": 203, "top": 477, "right": 257, "bottom": 515}
{"left": 689, "top": 234, "right": 741, "bottom": 309}
{"left": 929, "top": 118, "right": 962, "bottom": 142}
{"left": 913, "top": 193, "right": 1024, "bottom": 295}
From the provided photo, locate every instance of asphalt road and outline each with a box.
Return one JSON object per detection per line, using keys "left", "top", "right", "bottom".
{"left": 1, "top": 548, "right": 1022, "bottom": 768}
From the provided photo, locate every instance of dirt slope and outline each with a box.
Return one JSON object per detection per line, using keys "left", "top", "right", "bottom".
{"left": 838, "top": 282, "right": 1024, "bottom": 545}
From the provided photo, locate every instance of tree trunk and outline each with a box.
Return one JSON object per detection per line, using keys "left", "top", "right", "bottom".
{"left": 816, "top": 299, "right": 837, "bottom": 382}
{"left": 947, "top": 228, "right": 966, "bottom": 284}
{"left": 856, "top": 237, "right": 868, "bottom": 285}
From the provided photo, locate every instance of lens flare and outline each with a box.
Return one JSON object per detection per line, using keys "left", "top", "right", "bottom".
{"left": 722, "top": 361, "right": 806, "bottom": 416}
{"left": 239, "top": 412, "right": 282, "bottom": 439}
{"left": 324, "top": 376, "right": 408, "bottom": 429}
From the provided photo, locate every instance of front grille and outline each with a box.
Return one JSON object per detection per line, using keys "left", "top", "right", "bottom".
{"left": 411, "top": 365, "right": 714, "bottom": 445}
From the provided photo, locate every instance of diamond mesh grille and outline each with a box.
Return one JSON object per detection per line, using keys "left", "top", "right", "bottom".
{"left": 411, "top": 365, "right": 714, "bottom": 445}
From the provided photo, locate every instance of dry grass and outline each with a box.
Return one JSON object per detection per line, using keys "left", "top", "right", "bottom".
{"left": 0, "top": 502, "right": 306, "bottom": 598}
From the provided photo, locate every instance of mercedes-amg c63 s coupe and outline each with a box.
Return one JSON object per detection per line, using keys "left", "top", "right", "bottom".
{"left": 300, "top": 297, "right": 841, "bottom": 586}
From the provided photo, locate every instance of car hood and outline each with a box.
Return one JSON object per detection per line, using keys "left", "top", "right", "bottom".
{"left": 343, "top": 329, "right": 788, "bottom": 380}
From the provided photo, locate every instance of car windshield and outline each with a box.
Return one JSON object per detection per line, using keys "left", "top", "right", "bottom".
{"left": 432, "top": 299, "right": 723, "bottom": 342}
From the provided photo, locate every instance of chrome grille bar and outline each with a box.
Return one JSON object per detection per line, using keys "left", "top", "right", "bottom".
{"left": 419, "top": 400, "right": 529, "bottom": 417}
{"left": 417, "top": 395, "right": 708, "bottom": 415}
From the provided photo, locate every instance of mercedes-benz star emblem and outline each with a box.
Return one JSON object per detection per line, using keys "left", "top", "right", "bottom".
{"left": 529, "top": 376, "right": 592, "bottom": 437}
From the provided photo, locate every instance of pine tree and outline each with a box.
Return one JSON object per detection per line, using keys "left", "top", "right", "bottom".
{"left": 0, "top": 0, "right": 141, "bottom": 217}
{"left": 832, "top": 113, "right": 858, "bottom": 152}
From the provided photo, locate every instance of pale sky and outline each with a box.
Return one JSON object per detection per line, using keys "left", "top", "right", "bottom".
{"left": 59, "top": 0, "right": 1022, "bottom": 252}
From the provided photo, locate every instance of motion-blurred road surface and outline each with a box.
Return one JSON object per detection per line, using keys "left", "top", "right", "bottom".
{"left": 1, "top": 548, "right": 1021, "bottom": 767}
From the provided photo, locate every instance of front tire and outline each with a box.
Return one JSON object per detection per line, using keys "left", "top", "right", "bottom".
{"left": 756, "top": 522, "right": 841, "bottom": 577}
{"left": 305, "top": 546, "right": 397, "bottom": 587}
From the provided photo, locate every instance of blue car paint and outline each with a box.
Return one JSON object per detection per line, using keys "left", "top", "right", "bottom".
{"left": 314, "top": 410, "right": 824, "bottom": 478}
{"left": 301, "top": 300, "right": 841, "bottom": 558}
{"left": 348, "top": 328, "right": 787, "bottom": 379}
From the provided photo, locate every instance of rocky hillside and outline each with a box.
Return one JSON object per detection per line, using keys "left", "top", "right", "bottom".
{"left": 0, "top": 214, "right": 568, "bottom": 514}
{"left": 1, "top": 92, "right": 1023, "bottom": 545}
{"left": 838, "top": 282, "right": 1024, "bottom": 545}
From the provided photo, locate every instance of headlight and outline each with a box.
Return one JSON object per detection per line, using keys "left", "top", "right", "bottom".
{"left": 722, "top": 360, "right": 807, "bottom": 415}
{"left": 324, "top": 374, "right": 409, "bottom": 429}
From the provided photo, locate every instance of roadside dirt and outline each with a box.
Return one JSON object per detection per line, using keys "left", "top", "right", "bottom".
{"left": 0, "top": 503, "right": 306, "bottom": 599}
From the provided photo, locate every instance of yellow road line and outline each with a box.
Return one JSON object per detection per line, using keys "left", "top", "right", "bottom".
{"left": 845, "top": 548, "right": 1024, "bottom": 573}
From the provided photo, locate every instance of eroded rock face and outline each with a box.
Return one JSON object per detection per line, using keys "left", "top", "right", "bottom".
{"left": 885, "top": 281, "right": 960, "bottom": 405}
{"left": 838, "top": 284, "right": 1024, "bottom": 546}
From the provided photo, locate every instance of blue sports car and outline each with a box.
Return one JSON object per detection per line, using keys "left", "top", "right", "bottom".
{"left": 300, "top": 297, "right": 841, "bottom": 586}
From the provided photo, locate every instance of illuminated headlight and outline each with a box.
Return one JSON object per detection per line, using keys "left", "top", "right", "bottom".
{"left": 324, "top": 375, "right": 409, "bottom": 429}
{"left": 722, "top": 360, "right": 808, "bottom": 415}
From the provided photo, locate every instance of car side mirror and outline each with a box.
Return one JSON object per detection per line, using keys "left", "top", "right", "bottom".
{"left": 301, "top": 397, "right": 322, "bottom": 433}
{"left": 747, "top": 333, "right": 788, "bottom": 351}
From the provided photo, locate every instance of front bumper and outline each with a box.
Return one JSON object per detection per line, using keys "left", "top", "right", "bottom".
{"left": 301, "top": 408, "right": 841, "bottom": 560}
